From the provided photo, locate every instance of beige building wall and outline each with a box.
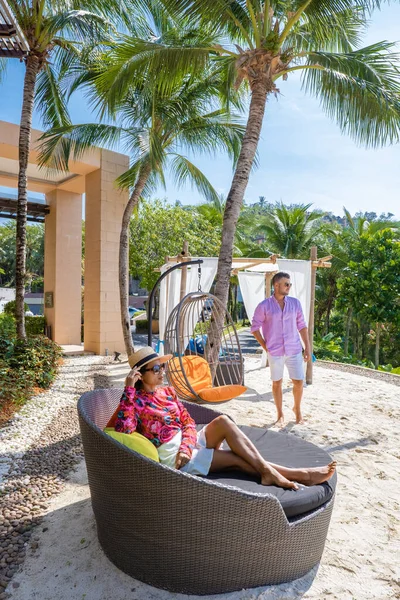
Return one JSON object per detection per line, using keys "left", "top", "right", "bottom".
{"left": 44, "top": 190, "right": 82, "bottom": 345}
{"left": 84, "top": 149, "right": 129, "bottom": 355}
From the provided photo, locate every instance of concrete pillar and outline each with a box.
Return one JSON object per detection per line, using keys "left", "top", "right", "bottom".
{"left": 44, "top": 190, "right": 82, "bottom": 345}
{"left": 84, "top": 149, "right": 129, "bottom": 355}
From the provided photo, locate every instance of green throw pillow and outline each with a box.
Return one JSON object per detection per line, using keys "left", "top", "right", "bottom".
{"left": 104, "top": 428, "right": 159, "bottom": 462}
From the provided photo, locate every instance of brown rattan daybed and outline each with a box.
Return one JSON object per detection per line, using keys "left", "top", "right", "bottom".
{"left": 78, "top": 388, "right": 336, "bottom": 595}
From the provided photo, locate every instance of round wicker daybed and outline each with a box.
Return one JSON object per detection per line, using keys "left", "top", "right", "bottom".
{"left": 78, "top": 389, "right": 336, "bottom": 595}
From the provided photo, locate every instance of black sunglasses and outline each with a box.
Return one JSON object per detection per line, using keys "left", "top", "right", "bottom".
{"left": 142, "top": 364, "right": 166, "bottom": 374}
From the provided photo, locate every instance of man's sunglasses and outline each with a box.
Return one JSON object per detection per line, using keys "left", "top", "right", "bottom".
{"left": 142, "top": 364, "right": 166, "bottom": 374}
{"left": 282, "top": 282, "right": 292, "bottom": 287}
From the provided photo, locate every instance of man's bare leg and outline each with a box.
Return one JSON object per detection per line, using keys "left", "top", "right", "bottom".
{"left": 292, "top": 379, "right": 304, "bottom": 424}
{"left": 272, "top": 379, "right": 285, "bottom": 426}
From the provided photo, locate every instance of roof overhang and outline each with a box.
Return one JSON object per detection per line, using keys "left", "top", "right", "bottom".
{"left": 0, "top": 0, "right": 29, "bottom": 58}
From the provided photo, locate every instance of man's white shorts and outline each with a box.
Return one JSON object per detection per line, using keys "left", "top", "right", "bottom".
{"left": 268, "top": 352, "right": 304, "bottom": 381}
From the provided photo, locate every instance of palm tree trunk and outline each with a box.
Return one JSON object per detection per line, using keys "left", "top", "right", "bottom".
{"left": 207, "top": 78, "right": 268, "bottom": 372}
{"left": 119, "top": 163, "right": 151, "bottom": 356}
{"left": 344, "top": 306, "right": 353, "bottom": 355}
{"left": 214, "top": 78, "right": 269, "bottom": 310}
{"left": 374, "top": 322, "right": 381, "bottom": 369}
{"left": 16, "top": 55, "right": 40, "bottom": 339}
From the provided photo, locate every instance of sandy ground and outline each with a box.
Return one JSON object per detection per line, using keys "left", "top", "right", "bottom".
{"left": 8, "top": 359, "right": 400, "bottom": 600}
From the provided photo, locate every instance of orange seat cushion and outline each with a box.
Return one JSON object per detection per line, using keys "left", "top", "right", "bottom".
{"left": 168, "top": 355, "right": 212, "bottom": 397}
{"left": 198, "top": 385, "right": 247, "bottom": 403}
{"left": 168, "top": 356, "right": 246, "bottom": 402}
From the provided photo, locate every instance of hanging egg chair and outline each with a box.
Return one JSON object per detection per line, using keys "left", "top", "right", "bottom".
{"left": 164, "top": 292, "right": 247, "bottom": 403}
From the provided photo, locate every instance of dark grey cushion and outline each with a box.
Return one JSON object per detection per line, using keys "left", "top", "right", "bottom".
{"left": 198, "top": 424, "right": 336, "bottom": 519}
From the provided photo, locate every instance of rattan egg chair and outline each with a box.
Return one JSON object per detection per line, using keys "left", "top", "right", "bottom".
{"left": 164, "top": 292, "right": 246, "bottom": 403}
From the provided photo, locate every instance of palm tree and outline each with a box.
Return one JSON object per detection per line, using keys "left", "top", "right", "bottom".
{"left": 39, "top": 51, "right": 244, "bottom": 355}
{"left": 257, "top": 202, "right": 331, "bottom": 258}
{"left": 93, "top": 0, "right": 400, "bottom": 315}
{"left": 1, "top": 0, "right": 125, "bottom": 339}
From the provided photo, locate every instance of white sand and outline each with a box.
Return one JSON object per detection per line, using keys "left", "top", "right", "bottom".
{"left": 9, "top": 360, "right": 400, "bottom": 600}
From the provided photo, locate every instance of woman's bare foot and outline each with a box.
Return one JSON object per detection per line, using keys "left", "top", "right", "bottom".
{"left": 261, "top": 465, "right": 299, "bottom": 490}
{"left": 297, "top": 461, "right": 337, "bottom": 486}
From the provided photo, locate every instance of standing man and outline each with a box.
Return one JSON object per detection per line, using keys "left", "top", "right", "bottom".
{"left": 251, "top": 271, "right": 311, "bottom": 427}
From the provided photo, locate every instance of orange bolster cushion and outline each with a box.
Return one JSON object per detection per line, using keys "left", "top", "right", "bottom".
{"left": 198, "top": 384, "right": 247, "bottom": 403}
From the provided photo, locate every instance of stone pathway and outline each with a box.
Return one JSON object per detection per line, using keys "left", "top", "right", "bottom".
{"left": 0, "top": 355, "right": 112, "bottom": 599}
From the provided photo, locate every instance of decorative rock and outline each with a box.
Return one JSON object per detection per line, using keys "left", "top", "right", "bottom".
{"left": 0, "top": 356, "right": 110, "bottom": 590}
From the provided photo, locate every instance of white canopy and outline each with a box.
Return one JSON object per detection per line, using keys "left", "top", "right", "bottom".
{"left": 157, "top": 257, "right": 311, "bottom": 355}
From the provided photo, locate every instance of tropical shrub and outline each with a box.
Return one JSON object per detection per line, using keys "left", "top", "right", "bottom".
{"left": 0, "top": 313, "right": 16, "bottom": 340}
{"left": 3, "top": 300, "right": 29, "bottom": 317}
{"left": 7, "top": 336, "right": 62, "bottom": 389}
{"left": 25, "top": 316, "right": 46, "bottom": 336}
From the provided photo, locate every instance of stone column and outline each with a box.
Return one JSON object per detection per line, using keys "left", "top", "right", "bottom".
{"left": 44, "top": 190, "right": 82, "bottom": 345}
{"left": 84, "top": 148, "right": 129, "bottom": 355}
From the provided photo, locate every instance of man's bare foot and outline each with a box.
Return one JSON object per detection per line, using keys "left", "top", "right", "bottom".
{"left": 275, "top": 415, "right": 285, "bottom": 428}
{"left": 261, "top": 465, "right": 299, "bottom": 490}
{"left": 292, "top": 407, "right": 306, "bottom": 424}
{"left": 297, "top": 461, "right": 337, "bottom": 486}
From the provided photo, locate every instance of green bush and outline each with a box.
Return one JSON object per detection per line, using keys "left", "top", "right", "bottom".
{"left": 313, "top": 332, "right": 344, "bottom": 361}
{"left": 0, "top": 313, "right": 16, "bottom": 339}
{"left": 3, "top": 300, "right": 29, "bottom": 317}
{"left": 7, "top": 336, "right": 62, "bottom": 389}
{"left": 25, "top": 315, "right": 45, "bottom": 336}
{"left": 0, "top": 360, "right": 34, "bottom": 406}
{"left": 135, "top": 318, "right": 149, "bottom": 332}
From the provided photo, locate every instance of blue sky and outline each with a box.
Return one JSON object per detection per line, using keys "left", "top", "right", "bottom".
{"left": 0, "top": 4, "right": 399, "bottom": 218}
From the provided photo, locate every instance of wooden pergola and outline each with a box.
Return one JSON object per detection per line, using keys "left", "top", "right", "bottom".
{"left": 0, "top": 0, "right": 28, "bottom": 58}
{"left": 163, "top": 244, "right": 331, "bottom": 384}
{"left": 0, "top": 196, "right": 50, "bottom": 223}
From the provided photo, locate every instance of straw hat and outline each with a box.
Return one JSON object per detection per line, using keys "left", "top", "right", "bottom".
{"left": 128, "top": 346, "right": 173, "bottom": 370}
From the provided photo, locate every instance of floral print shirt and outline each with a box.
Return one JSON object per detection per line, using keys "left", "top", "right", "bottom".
{"left": 115, "top": 386, "right": 198, "bottom": 458}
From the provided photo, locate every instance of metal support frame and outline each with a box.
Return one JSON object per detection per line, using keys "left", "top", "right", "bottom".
{"left": 147, "top": 259, "right": 203, "bottom": 348}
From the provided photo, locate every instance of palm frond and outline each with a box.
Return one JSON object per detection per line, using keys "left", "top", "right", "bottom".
{"left": 302, "top": 43, "right": 400, "bottom": 147}
{"left": 35, "top": 65, "right": 72, "bottom": 129}
{"left": 38, "top": 122, "right": 125, "bottom": 170}
{"left": 170, "top": 154, "right": 220, "bottom": 203}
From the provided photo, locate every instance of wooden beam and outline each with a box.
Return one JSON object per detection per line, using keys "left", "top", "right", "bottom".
{"left": 306, "top": 246, "right": 318, "bottom": 385}
{"left": 179, "top": 240, "right": 190, "bottom": 301}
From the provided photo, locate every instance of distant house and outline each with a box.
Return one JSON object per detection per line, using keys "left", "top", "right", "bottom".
{"left": 0, "top": 288, "right": 44, "bottom": 315}
{"left": 0, "top": 288, "right": 15, "bottom": 313}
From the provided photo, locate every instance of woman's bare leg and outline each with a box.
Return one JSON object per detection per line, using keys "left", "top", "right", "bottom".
{"left": 269, "top": 461, "right": 337, "bottom": 485}
{"left": 205, "top": 416, "right": 298, "bottom": 489}
{"left": 205, "top": 416, "right": 337, "bottom": 488}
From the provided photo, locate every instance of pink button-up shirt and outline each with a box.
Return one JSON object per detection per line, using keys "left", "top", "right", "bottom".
{"left": 251, "top": 295, "right": 307, "bottom": 357}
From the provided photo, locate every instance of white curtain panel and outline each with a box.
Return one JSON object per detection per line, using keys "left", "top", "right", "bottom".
{"left": 276, "top": 259, "right": 311, "bottom": 325}
{"left": 238, "top": 271, "right": 268, "bottom": 366}
{"left": 158, "top": 258, "right": 218, "bottom": 353}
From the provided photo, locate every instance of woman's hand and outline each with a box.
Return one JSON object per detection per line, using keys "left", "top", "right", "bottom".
{"left": 125, "top": 368, "right": 142, "bottom": 388}
{"left": 175, "top": 452, "right": 191, "bottom": 470}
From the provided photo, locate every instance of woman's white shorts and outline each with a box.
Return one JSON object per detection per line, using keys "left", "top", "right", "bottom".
{"left": 268, "top": 352, "right": 304, "bottom": 381}
{"left": 157, "top": 427, "right": 214, "bottom": 476}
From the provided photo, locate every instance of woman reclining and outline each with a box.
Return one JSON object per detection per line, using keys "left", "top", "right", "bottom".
{"left": 114, "top": 347, "right": 336, "bottom": 490}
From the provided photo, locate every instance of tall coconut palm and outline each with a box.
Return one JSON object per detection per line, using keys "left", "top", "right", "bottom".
{"left": 256, "top": 202, "right": 332, "bottom": 258}
{"left": 94, "top": 0, "right": 400, "bottom": 314}
{"left": 2, "top": 0, "right": 127, "bottom": 339}
{"left": 39, "top": 59, "right": 244, "bottom": 355}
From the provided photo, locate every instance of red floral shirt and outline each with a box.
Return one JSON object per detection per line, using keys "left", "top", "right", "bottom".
{"left": 115, "top": 386, "right": 197, "bottom": 458}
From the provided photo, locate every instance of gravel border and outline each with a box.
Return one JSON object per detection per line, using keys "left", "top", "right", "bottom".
{"left": 316, "top": 360, "right": 400, "bottom": 386}
{"left": 0, "top": 356, "right": 113, "bottom": 599}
